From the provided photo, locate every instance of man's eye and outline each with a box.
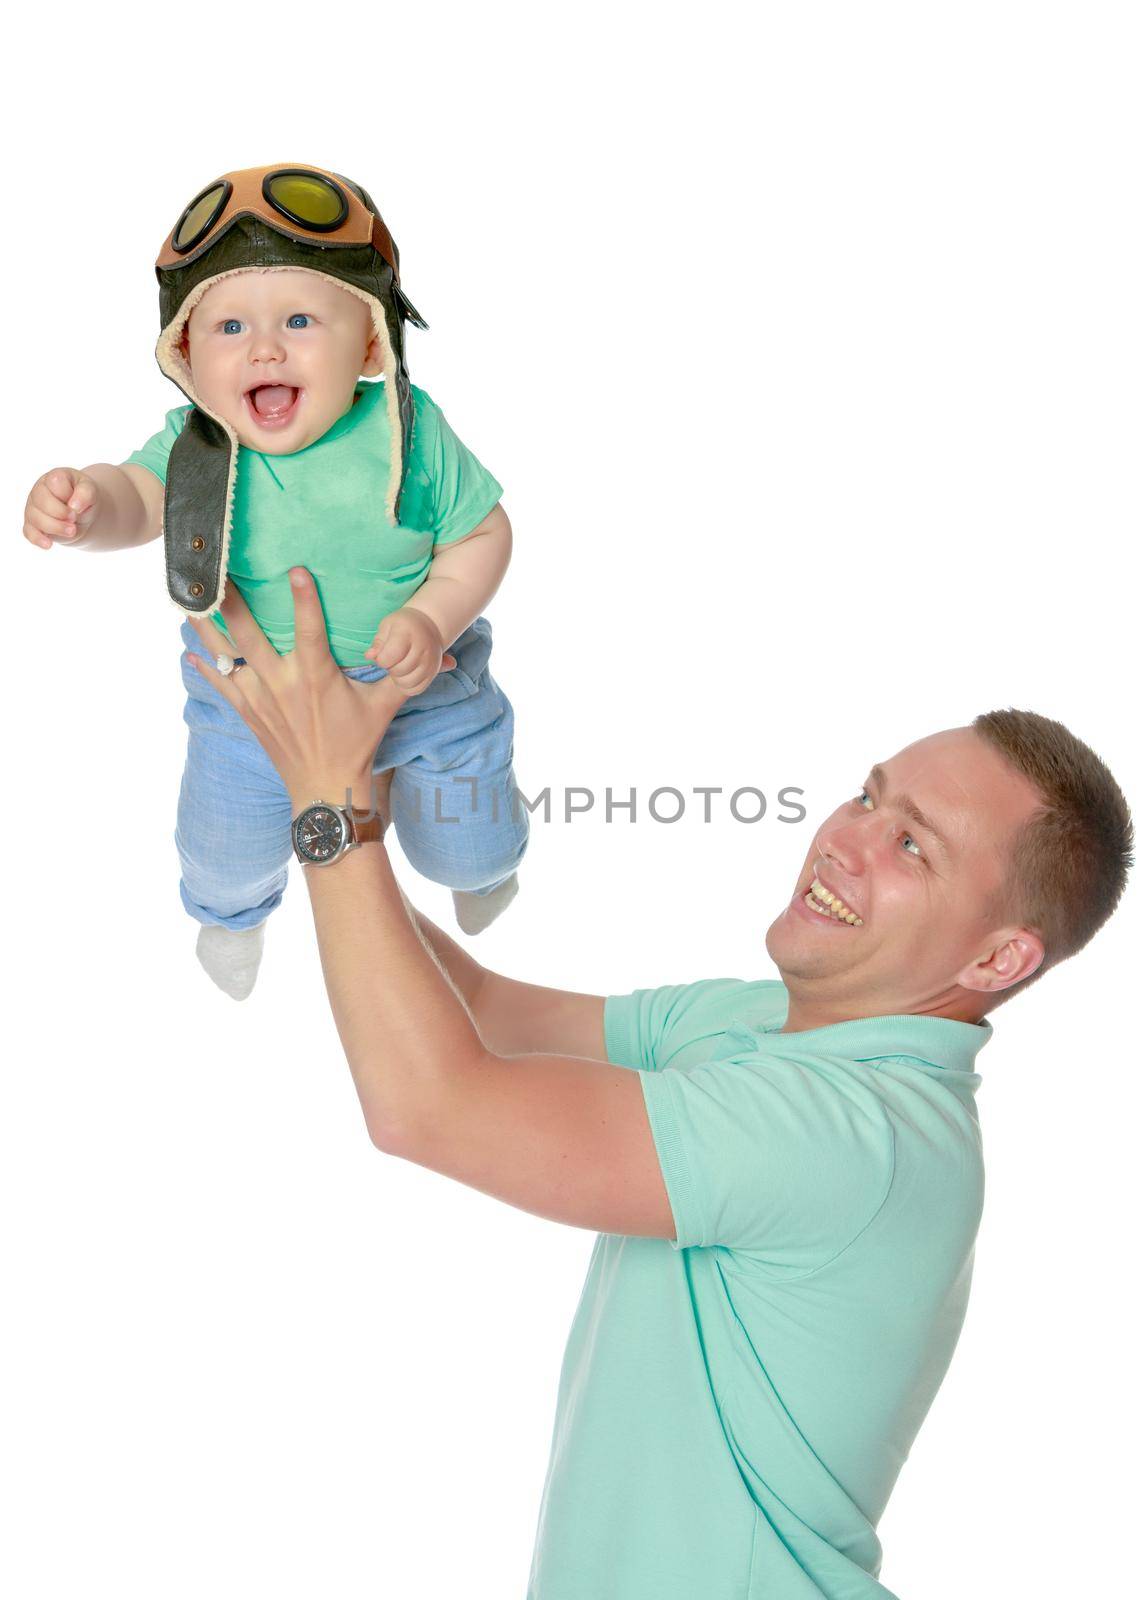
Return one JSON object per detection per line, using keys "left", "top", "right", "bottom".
{"left": 221, "top": 319, "right": 243, "bottom": 335}
{"left": 857, "top": 789, "right": 874, "bottom": 810}
{"left": 287, "top": 313, "right": 310, "bottom": 329}
{"left": 901, "top": 833, "right": 924, "bottom": 859}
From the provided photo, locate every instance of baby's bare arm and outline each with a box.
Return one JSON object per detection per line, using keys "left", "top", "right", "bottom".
{"left": 365, "top": 502, "right": 513, "bottom": 694}
{"left": 404, "top": 501, "right": 513, "bottom": 647}
{"left": 79, "top": 465, "right": 164, "bottom": 552}
{"left": 23, "top": 463, "right": 163, "bottom": 554}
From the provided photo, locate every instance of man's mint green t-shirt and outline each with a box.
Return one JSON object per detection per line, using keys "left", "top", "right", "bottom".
{"left": 527, "top": 978, "right": 990, "bottom": 1600}
{"left": 124, "top": 381, "right": 503, "bottom": 667}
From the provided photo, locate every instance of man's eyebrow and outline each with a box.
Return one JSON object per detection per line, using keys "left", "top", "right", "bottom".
{"left": 866, "top": 763, "right": 953, "bottom": 858}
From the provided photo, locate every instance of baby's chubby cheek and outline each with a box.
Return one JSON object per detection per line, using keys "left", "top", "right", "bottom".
{"left": 182, "top": 352, "right": 246, "bottom": 431}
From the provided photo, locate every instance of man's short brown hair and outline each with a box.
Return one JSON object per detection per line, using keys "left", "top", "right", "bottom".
{"left": 973, "top": 709, "right": 1133, "bottom": 1001}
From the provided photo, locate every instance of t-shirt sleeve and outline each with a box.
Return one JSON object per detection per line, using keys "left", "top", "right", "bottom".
{"left": 121, "top": 405, "right": 191, "bottom": 486}
{"left": 639, "top": 1053, "right": 893, "bottom": 1263}
{"left": 603, "top": 979, "right": 756, "bottom": 1073}
{"left": 417, "top": 392, "right": 504, "bottom": 546}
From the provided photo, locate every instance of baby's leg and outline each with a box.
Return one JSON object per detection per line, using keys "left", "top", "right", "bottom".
{"left": 384, "top": 672, "right": 529, "bottom": 934}
{"left": 176, "top": 634, "right": 294, "bottom": 932}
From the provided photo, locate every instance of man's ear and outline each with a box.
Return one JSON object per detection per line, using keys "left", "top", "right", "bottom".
{"left": 956, "top": 928, "right": 1045, "bottom": 998}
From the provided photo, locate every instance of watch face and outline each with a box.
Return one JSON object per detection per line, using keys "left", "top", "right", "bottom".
{"left": 294, "top": 805, "right": 349, "bottom": 864}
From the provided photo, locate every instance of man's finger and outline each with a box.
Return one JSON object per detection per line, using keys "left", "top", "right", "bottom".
{"left": 214, "top": 581, "right": 280, "bottom": 674}
{"left": 366, "top": 669, "right": 412, "bottom": 723}
{"left": 187, "top": 610, "right": 241, "bottom": 663}
{"left": 187, "top": 650, "right": 249, "bottom": 720}
{"left": 287, "top": 568, "right": 338, "bottom": 672}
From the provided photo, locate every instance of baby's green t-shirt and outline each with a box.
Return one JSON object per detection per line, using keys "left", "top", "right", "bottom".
{"left": 124, "top": 380, "right": 503, "bottom": 666}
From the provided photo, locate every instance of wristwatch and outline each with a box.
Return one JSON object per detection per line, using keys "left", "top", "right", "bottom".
{"left": 291, "top": 800, "right": 384, "bottom": 866}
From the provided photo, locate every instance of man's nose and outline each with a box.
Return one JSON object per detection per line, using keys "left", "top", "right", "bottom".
{"left": 816, "top": 817, "right": 868, "bottom": 877}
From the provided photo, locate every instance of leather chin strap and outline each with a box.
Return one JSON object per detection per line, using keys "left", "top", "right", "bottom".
{"left": 164, "top": 410, "right": 231, "bottom": 614}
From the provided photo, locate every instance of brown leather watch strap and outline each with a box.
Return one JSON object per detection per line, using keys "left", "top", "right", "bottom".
{"left": 348, "top": 809, "right": 384, "bottom": 847}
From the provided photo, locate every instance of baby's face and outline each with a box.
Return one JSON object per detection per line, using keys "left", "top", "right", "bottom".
{"left": 182, "top": 268, "right": 382, "bottom": 452}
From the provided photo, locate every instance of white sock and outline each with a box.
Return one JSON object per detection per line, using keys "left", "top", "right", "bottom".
{"left": 452, "top": 873, "right": 519, "bottom": 936}
{"left": 195, "top": 921, "right": 267, "bottom": 1001}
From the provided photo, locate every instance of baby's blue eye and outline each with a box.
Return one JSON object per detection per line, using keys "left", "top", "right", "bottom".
{"left": 221, "top": 319, "right": 242, "bottom": 335}
{"left": 287, "top": 313, "right": 310, "bottom": 329}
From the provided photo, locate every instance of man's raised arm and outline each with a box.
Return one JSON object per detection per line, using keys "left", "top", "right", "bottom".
{"left": 403, "top": 900, "right": 609, "bottom": 1062}
{"left": 185, "top": 571, "right": 674, "bottom": 1241}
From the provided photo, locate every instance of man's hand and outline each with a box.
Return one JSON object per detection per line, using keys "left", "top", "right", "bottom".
{"left": 23, "top": 468, "right": 100, "bottom": 550}
{"left": 365, "top": 607, "right": 446, "bottom": 696}
{"left": 186, "top": 568, "right": 454, "bottom": 810}
{"left": 190, "top": 571, "right": 673, "bottom": 1240}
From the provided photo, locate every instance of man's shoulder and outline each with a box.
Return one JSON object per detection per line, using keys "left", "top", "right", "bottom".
{"left": 612, "top": 974, "right": 786, "bottom": 1021}
{"left": 604, "top": 976, "right": 788, "bottom": 1073}
{"left": 679, "top": 976, "right": 789, "bottom": 1031}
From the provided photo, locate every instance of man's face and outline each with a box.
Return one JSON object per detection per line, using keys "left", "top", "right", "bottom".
{"left": 182, "top": 268, "right": 381, "bottom": 453}
{"left": 765, "top": 727, "right": 1047, "bottom": 1022}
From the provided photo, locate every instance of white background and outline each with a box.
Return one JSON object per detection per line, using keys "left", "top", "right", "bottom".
{"left": 4, "top": 4, "right": 1140, "bottom": 1596}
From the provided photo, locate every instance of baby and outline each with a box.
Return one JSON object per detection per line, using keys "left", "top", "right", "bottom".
{"left": 23, "top": 163, "right": 529, "bottom": 998}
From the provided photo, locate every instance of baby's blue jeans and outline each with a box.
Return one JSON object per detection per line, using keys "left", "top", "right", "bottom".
{"left": 176, "top": 616, "right": 529, "bottom": 931}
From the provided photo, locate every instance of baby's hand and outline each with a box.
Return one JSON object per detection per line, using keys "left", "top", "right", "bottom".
{"left": 365, "top": 608, "right": 446, "bottom": 696}
{"left": 24, "top": 468, "right": 100, "bottom": 551}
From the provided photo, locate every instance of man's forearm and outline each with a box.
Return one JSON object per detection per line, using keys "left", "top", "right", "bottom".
{"left": 301, "top": 842, "right": 489, "bottom": 1148}
{"left": 389, "top": 899, "right": 608, "bottom": 1062}
{"left": 401, "top": 897, "right": 489, "bottom": 1016}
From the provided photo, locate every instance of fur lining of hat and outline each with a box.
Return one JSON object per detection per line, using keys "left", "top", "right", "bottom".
{"left": 155, "top": 265, "right": 403, "bottom": 617}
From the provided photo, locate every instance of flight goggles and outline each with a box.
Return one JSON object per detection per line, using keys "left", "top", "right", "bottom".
{"left": 156, "top": 164, "right": 401, "bottom": 280}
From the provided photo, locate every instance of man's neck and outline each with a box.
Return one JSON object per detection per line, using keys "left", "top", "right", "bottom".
{"left": 781, "top": 989, "right": 987, "bottom": 1033}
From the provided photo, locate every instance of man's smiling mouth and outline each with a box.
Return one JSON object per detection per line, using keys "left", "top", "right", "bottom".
{"left": 803, "top": 877, "right": 864, "bottom": 926}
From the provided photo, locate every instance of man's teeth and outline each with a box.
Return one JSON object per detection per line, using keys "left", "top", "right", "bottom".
{"left": 804, "top": 877, "right": 863, "bottom": 925}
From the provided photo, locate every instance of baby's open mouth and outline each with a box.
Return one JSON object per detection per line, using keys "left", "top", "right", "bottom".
{"left": 244, "top": 384, "right": 302, "bottom": 427}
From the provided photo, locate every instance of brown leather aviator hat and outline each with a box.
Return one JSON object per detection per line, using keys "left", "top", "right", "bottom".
{"left": 152, "top": 162, "right": 428, "bottom": 616}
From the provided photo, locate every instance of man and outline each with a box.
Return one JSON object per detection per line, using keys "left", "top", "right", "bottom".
{"left": 187, "top": 570, "right": 1132, "bottom": 1600}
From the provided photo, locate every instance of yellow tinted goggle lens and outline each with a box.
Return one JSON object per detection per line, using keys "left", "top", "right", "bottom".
{"left": 264, "top": 172, "right": 347, "bottom": 230}
{"left": 172, "top": 181, "right": 230, "bottom": 253}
